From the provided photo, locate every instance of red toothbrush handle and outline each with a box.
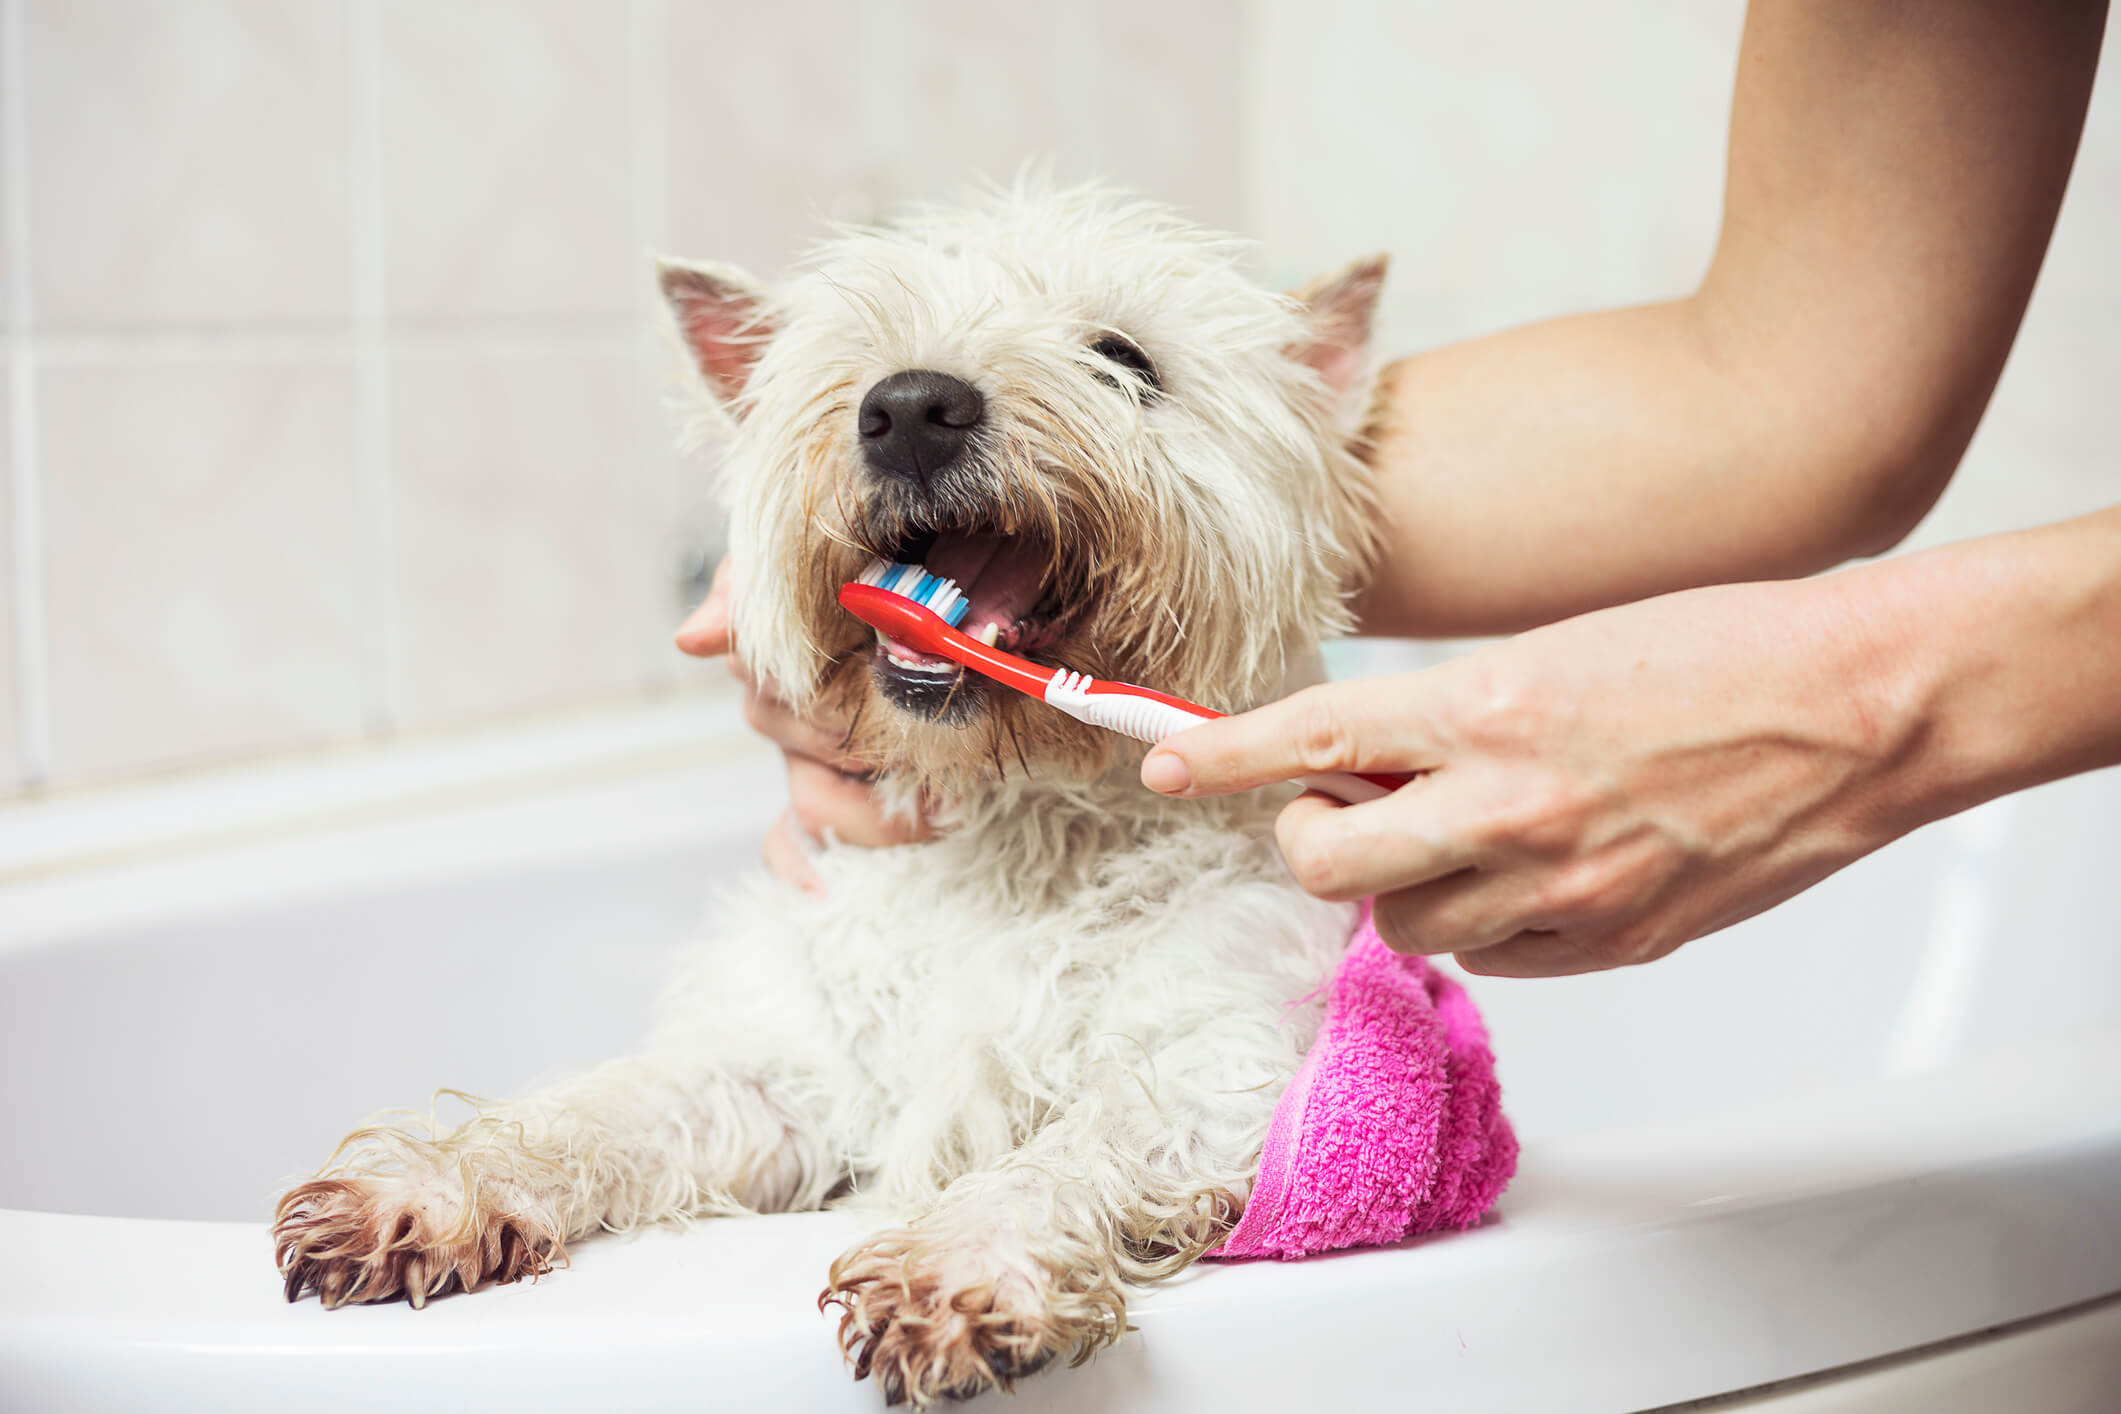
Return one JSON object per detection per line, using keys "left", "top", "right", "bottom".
{"left": 839, "top": 583, "right": 1413, "bottom": 804}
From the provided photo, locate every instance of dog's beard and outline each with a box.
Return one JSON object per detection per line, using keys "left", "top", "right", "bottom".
{"left": 801, "top": 465, "right": 1168, "bottom": 792}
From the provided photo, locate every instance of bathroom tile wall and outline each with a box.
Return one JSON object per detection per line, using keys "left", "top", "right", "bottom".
{"left": 0, "top": 368, "right": 16, "bottom": 788}
{"left": 37, "top": 358, "right": 365, "bottom": 780}
{"left": 24, "top": 0, "right": 355, "bottom": 329}
{"left": 0, "top": 0, "right": 1244, "bottom": 795}
{"left": 2, "top": 1, "right": 2115, "bottom": 794}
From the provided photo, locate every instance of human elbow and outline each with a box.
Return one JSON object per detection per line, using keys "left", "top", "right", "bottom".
{"left": 1814, "top": 390, "right": 1980, "bottom": 563}
{"left": 1838, "top": 453, "right": 1956, "bottom": 559}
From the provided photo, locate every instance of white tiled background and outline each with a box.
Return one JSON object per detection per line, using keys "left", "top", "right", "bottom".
{"left": 0, "top": 0, "right": 2114, "bottom": 796}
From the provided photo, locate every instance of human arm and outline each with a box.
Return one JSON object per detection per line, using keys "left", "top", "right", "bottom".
{"left": 1141, "top": 505, "right": 2121, "bottom": 976}
{"left": 1356, "top": 0, "right": 2107, "bottom": 637}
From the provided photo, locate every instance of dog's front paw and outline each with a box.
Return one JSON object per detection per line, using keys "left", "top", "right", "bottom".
{"left": 274, "top": 1171, "right": 562, "bottom": 1309}
{"left": 821, "top": 1229, "right": 1120, "bottom": 1407}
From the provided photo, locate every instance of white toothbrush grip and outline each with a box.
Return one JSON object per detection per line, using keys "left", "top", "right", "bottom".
{"left": 1044, "top": 674, "right": 1211, "bottom": 743}
{"left": 1043, "top": 674, "right": 1395, "bottom": 806}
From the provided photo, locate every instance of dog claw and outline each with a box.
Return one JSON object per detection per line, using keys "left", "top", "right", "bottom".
{"left": 272, "top": 1173, "right": 564, "bottom": 1310}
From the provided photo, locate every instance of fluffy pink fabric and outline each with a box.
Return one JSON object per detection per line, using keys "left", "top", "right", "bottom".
{"left": 1211, "top": 904, "right": 1517, "bottom": 1261}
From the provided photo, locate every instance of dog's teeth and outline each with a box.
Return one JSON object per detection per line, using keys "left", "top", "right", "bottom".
{"left": 976, "top": 623, "right": 1000, "bottom": 647}
{"left": 884, "top": 649, "right": 954, "bottom": 676}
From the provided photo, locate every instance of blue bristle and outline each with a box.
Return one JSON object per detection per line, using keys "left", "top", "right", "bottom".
{"left": 872, "top": 562, "right": 971, "bottom": 628}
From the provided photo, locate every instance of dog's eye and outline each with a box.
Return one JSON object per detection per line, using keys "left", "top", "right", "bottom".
{"left": 1089, "top": 335, "right": 1161, "bottom": 396}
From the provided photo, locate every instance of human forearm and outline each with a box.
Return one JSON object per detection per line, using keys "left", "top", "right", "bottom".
{"left": 1355, "top": 0, "right": 2106, "bottom": 639}
{"left": 1144, "top": 503, "right": 2121, "bottom": 976}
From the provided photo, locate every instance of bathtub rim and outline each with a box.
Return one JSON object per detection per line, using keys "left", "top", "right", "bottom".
{"left": 3, "top": 701, "right": 2118, "bottom": 1410}
{"left": 4, "top": 1031, "right": 2117, "bottom": 1413}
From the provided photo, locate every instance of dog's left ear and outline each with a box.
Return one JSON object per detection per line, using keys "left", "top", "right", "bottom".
{"left": 1288, "top": 254, "right": 1388, "bottom": 434}
{"left": 658, "top": 258, "right": 775, "bottom": 413}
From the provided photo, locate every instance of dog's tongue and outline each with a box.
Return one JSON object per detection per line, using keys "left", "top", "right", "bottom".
{"left": 924, "top": 532, "right": 1047, "bottom": 641}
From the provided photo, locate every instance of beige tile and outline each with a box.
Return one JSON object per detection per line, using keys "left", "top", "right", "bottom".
{"left": 0, "top": 367, "right": 18, "bottom": 792}
{"left": 664, "top": 0, "right": 1246, "bottom": 274}
{"left": 39, "top": 359, "right": 364, "bottom": 781}
{"left": 1077, "top": 0, "right": 1245, "bottom": 233}
{"left": 23, "top": 0, "right": 353, "bottom": 328}
{"left": 0, "top": 24, "right": 11, "bottom": 337}
{"left": 886, "top": 0, "right": 1245, "bottom": 230}
{"left": 893, "top": 1, "right": 1077, "bottom": 202}
{"left": 662, "top": 0, "right": 869, "bottom": 277}
{"left": 379, "top": 0, "right": 634, "bottom": 320}
{"left": 1244, "top": 1, "right": 1744, "bottom": 341}
{"left": 389, "top": 351, "right": 668, "bottom": 726}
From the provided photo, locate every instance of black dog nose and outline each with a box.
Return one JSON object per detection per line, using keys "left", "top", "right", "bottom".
{"left": 857, "top": 370, "right": 984, "bottom": 484}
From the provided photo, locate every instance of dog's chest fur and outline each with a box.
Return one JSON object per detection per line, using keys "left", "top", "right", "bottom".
{"left": 658, "top": 769, "right": 1353, "bottom": 1207}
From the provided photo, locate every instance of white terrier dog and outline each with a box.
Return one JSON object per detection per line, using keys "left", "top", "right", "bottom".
{"left": 275, "top": 182, "right": 1387, "bottom": 1407}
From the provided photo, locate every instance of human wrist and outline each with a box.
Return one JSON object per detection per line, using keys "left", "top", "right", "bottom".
{"left": 1817, "top": 511, "right": 2121, "bottom": 839}
{"left": 1741, "top": 564, "right": 1940, "bottom": 854}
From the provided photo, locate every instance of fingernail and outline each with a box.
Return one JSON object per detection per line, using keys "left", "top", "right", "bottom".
{"left": 1141, "top": 751, "right": 1191, "bottom": 795}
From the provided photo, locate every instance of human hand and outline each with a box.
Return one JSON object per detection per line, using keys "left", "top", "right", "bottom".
{"left": 678, "top": 560, "right": 934, "bottom": 894}
{"left": 1139, "top": 578, "right": 1916, "bottom": 976}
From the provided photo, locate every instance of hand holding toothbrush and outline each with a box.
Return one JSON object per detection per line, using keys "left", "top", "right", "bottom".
{"left": 1138, "top": 570, "right": 1952, "bottom": 978}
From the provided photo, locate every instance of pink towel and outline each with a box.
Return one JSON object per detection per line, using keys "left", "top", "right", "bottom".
{"left": 1211, "top": 904, "right": 1517, "bottom": 1261}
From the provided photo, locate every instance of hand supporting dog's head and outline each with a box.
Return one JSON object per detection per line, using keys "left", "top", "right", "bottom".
{"left": 662, "top": 181, "right": 1386, "bottom": 793}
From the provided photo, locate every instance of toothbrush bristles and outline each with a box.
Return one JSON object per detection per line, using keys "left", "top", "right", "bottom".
{"left": 863, "top": 557, "right": 973, "bottom": 628}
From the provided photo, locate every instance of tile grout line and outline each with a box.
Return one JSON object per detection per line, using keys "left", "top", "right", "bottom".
{"left": 349, "top": 0, "right": 398, "bottom": 735}
{"left": 2, "top": 0, "right": 49, "bottom": 785}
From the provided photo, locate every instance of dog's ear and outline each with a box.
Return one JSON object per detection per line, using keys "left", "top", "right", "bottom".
{"left": 658, "top": 258, "right": 774, "bottom": 411}
{"left": 1287, "top": 254, "right": 1388, "bottom": 432}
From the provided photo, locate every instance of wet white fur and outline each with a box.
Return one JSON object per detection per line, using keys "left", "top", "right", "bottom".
{"left": 290, "top": 182, "right": 1384, "bottom": 1399}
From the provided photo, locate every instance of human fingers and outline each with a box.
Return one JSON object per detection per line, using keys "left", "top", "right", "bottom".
{"left": 761, "top": 808, "right": 825, "bottom": 895}
{"left": 1368, "top": 865, "right": 1552, "bottom": 956}
{"left": 1141, "top": 677, "right": 1444, "bottom": 797}
{"left": 675, "top": 559, "right": 734, "bottom": 657}
{"left": 742, "top": 680, "right": 861, "bottom": 770}
{"left": 1452, "top": 931, "right": 1602, "bottom": 979}
{"left": 1271, "top": 783, "right": 1485, "bottom": 903}
{"left": 784, "top": 755, "right": 935, "bottom": 849}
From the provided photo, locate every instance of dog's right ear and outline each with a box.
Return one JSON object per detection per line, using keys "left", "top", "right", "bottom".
{"left": 658, "top": 258, "right": 774, "bottom": 412}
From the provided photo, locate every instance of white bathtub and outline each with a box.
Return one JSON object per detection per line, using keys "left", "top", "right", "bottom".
{"left": 2, "top": 699, "right": 2118, "bottom": 1412}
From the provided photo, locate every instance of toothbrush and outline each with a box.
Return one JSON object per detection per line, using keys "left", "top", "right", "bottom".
{"left": 841, "top": 563, "right": 1410, "bottom": 805}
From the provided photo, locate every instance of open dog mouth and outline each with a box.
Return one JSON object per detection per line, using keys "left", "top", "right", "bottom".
{"left": 864, "top": 524, "right": 1071, "bottom": 720}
